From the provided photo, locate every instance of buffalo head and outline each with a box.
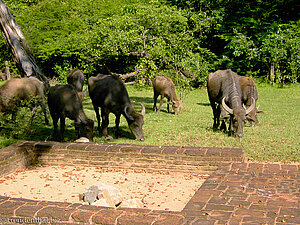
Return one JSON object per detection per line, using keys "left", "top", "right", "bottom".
{"left": 73, "top": 116, "right": 95, "bottom": 142}
{"left": 169, "top": 99, "right": 183, "bottom": 115}
{"left": 222, "top": 97, "right": 256, "bottom": 137}
{"left": 125, "top": 104, "right": 146, "bottom": 141}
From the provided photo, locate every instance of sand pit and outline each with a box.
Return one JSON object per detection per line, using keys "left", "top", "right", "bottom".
{"left": 0, "top": 166, "right": 208, "bottom": 211}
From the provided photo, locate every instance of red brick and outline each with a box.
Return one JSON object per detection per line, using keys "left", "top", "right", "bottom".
{"left": 183, "top": 201, "right": 206, "bottom": 211}
{"left": 0, "top": 200, "right": 25, "bottom": 216}
{"left": 227, "top": 216, "right": 243, "bottom": 225}
{"left": 71, "top": 210, "right": 94, "bottom": 223}
{"left": 242, "top": 216, "right": 275, "bottom": 224}
{"left": 247, "top": 163, "right": 264, "bottom": 172}
{"left": 263, "top": 163, "right": 280, "bottom": 173}
{"left": 117, "top": 213, "right": 157, "bottom": 225}
{"left": 206, "top": 148, "right": 222, "bottom": 156}
{"left": 228, "top": 199, "right": 251, "bottom": 208}
{"left": 92, "top": 209, "right": 123, "bottom": 225}
{"left": 15, "top": 205, "right": 43, "bottom": 217}
{"left": 153, "top": 214, "right": 185, "bottom": 225}
{"left": 37, "top": 206, "right": 73, "bottom": 221}
{"left": 209, "top": 210, "right": 232, "bottom": 220}
{"left": 281, "top": 164, "right": 298, "bottom": 171}
{"left": 234, "top": 208, "right": 265, "bottom": 217}
{"left": 205, "top": 203, "right": 234, "bottom": 211}
{"left": 208, "top": 197, "right": 230, "bottom": 205}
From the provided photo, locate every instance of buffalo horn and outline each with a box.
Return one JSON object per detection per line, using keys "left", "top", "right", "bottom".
{"left": 124, "top": 106, "right": 134, "bottom": 120}
{"left": 245, "top": 97, "right": 256, "bottom": 115}
{"left": 141, "top": 103, "right": 146, "bottom": 116}
{"left": 222, "top": 97, "right": 233, "bottom": 114}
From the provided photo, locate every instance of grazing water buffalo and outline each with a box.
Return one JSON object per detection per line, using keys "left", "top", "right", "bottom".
{"left": 0, "top": 77, "right": 49, "bottom": 125}
{"left": 152, "top": 76, "right": 182, "bottom": 115}
{"left": 48, "top": 84, "right": 94, "bottom": 141}
{"left": 67, "top": 69, "right": 84, "bottom": 92}
{"left": 239, "top": 76, "right": 263, "bottom": 126}
{"left": 207, "top": 69, "right": 256, "bottom": 137}
{"left": 88, "top": 74, "right": 145, "bottom": 141}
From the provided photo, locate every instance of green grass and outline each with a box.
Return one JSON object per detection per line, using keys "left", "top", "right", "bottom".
{"left": 0, "top": 82, "right": 299, "bottom": 163}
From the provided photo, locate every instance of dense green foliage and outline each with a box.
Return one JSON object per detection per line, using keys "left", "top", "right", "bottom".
{"left": 0, "top": 82, "right": 299, "bottom": 163}
{"left": 1, "top": 0, "right": 299, "bottom": 86}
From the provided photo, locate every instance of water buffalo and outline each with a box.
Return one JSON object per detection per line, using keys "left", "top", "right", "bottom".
{"left": 152, "top": 76, "right": 182, "bottom": 115}
{"left": 207, "top": 69, "right": 256, "bottom": 137}
{"left": 48, "top": 84, "right": 94, "bottom": 141}
{"left": 67, "top": 69, "right": 84, "bottom": 92}
{"left": 88, "top": 74, "right": 145, "bottom": 141}
{"left": 0, "top": 77, "right": 49, "bottom": 125}
{"left": 239, "top": 76, "right": 263, "bottom": 126}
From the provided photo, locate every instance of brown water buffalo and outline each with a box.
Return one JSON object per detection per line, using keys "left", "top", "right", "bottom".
{"left": 88, "top": 74, "right": 145, "bottom": 141}
{"left": 239, "top": 76, "right": 263, "bottom": 126}
{"left": 67, "top": 69, "right": 84, "bottom": 92}
{"left": 207, "top": 69, "right": 256, "bottom": 137}
{"left": 0, "top": 77, "right": 49, "bottom": 124}
{"left": 48, "top": 84, "right": 94, "bottom": 141}
{"left": 152, "top": 76, "right": 182, "bottom": 115}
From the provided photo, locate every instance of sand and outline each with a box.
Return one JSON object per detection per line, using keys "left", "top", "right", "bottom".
{"left": 0, "top": 165, "right": 208, "bottom": 211}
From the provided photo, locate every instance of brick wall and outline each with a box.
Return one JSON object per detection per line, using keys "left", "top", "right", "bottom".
{"left": 0, "top": 141, "right": 244, "bottom": 176}
{"left": 0, "top": 141, "right": 247, "bottom": 224}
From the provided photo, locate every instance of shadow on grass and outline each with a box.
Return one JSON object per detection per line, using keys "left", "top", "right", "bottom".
{"left": 197, "top": 102, "right": 210, "bottom": 107}
{"left": 93, "top": 125, "right": 136, "bottom": 141}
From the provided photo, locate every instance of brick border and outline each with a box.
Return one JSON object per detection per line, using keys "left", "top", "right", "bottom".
{"left": 0, "top": 142, "right": 299, "bottom": 224}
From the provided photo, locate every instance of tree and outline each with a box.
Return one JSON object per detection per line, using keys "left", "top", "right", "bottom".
{"left": 0, "top": 0, "right": 49, "bottom": 87}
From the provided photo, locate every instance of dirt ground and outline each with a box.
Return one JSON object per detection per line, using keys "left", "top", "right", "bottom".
{"left": 0, "top": 166, "right": 208, "bottom": 211}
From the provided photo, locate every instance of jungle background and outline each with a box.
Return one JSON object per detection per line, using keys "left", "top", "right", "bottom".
{"left": 0, "top": 0, "right": 299, "bottom": 87}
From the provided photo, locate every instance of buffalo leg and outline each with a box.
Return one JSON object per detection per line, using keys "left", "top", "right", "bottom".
{"left": 220, "top": 120, "right": 227, "bottom": 131}
{"left": 93, "top": 105, "right": 101, "bottom": 134}
{"left": 100, "top": 108, "right": 109, "bottom": 137}
{"left": 115, "top": 113, "right": 121, "bottom": 138}
{"left": 157, "top": 94, "right": 165, "bottom": 114}
{"left": 52, "top": 115, "right": 59, "bottom": 141}
{"left": 40, "top": 102, "right": 49, "bottom": 125}
{"left": 220, "top": 106, "right": 227, "bottom": 131}
{"left": 209, "top": 100, "right": 219, "bottom": 129}
{"left": 153, "top": 91, "right": 159, "bottom": 112}
{"left": 60, "top": 116, "right": 66, "bottom": 141}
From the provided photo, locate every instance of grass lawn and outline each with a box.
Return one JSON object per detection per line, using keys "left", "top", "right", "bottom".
{"left": 0, "top": 81, "right": 299, "bottom": 163}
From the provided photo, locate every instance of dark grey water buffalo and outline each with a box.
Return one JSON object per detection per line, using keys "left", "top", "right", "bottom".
{"left": 48, "top": 84, "right": 94, "bottom": 141}
{"left": 152, "top": 76, "right": 182, "bottom": 115}
{"left": 88, "top": 74, "right": 145, "bottom": 141}
{"left": 239, "top": 76, "right": 263, "bottom": 126}
{"left": 207, "top": 69, "right": 256, "bottom": 137}
{"left": 0, "top": 77, "right": 49, "bottom": 124}
{"left": 67, "top": 69, "right": 84, "bottom": 92}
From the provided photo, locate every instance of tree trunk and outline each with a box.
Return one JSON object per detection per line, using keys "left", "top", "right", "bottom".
{"left": 270, "top": 62, "right": 275, "bottom": 85}
{"left": 0, "top": 0, "right": 49, "bottom": 89}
